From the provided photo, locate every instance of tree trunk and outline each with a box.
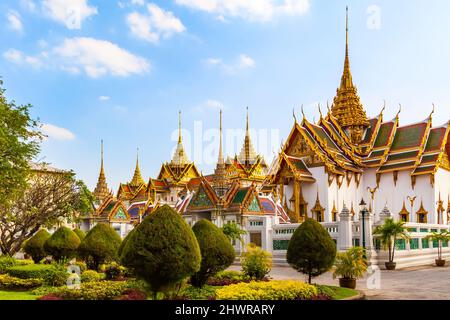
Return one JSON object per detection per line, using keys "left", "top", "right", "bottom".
{"left": 308, "top": 272, "right": 312, "bottom": 284}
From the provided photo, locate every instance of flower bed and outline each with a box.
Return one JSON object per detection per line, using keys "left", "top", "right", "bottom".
{"left": 216, "top": 280, "right": 321, "bottom": 300}
{"left": 0, "top": 274, "right": 43, "bottom": 291}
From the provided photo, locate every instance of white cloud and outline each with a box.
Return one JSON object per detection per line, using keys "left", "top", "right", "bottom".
{"left": 127, "top": 3, "right": 185, "bottom": 44}
{"left": 193, "top": 99, "right": 224, "bottom": 113}
{"left": 42, "top": 0, "right": 97, "bottom": 30}
{"left": 53, "top": 37, "right": 150, "bottom": 78}
{"left": 176, "top": 0, "right": 310, "bottom": 22}
{"left": 7, "top": 11, "right": 24, "bottom": 33}
{"left": 206, "top": 54, "right": 255, "bottom": 74}
{"left": 99, "top": 96, "right": 110, "bottom": 101}
{"left": 41, "top": 123, "right": 76, "bottom": 141}
{"left": 131, "top": 0, "right": 145, "bottom": 5}
{"left": 3, "top": 49, "right": 43, "bottom": 68}
{"left": 20, "top": 0, "right": 36, "bottom": 12}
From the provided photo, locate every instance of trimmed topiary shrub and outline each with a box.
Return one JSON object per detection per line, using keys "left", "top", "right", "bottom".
{"left": 121, "top": 205, "right": 201, "bottom": 299}
{"left": 81, "top": 270, "right": 104, "bottom": 283}
{"left": 73, "top": 228, "right": 86, "bottom": 241}
{"left": 190, "top": 220, "right": 235, "bottom": 288}
{"left": 0, "top": 256, "right": 17, "bottom": 274}
{"left": 6, "top": 263, "right": 69, "bottom": 287}
{"left": 240, "top": 243, "right": 272, "bottom": 280}
{"left": 287, "top": 219, "right": 337, "bottom": 284}
{"left": 0, "top": 274, "right": 43, "bottom": 291}
{"left": 78, "top": 223, "right": 122, "bottom": 271}
{"left": 118, "top": 228, "right": 135, "bottom": 259}
{"left": 44, "top": 227, "right": 81, "bottom": 262}
{"left": 24, "top": 229, "right": 51, "bottom": 263}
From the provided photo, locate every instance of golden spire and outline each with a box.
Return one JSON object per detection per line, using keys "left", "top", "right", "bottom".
{"left": 93, "top": 140, "right": 111, "bottom": 202}
{"left": 171, "top": 111, "right": 190, "bottom": 166}
{"left": 213, "top": 109, "right": 229, "bottom": 196}
{"left": 238, "top": 107, "right": 258, "bottom": 165}
{"left": 130, "top": 147, "right": 145, "bottom": 187}
{"left": 331, "top": 7, "right": 369, "bottom": 143}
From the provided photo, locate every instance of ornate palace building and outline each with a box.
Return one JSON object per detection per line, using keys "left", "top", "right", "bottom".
{"left": 82, "top": 9, "right": 450, "bottom": 267}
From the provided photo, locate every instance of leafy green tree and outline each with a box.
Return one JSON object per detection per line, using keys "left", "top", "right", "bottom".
{"left": 426, "top": 231, "right": 450, "bottom": 262}
{"left": 23, "top": 229, "right": 51, "bottom": 263}
{"left": 374, "top": 218, "right": 410, "bottom": 264}
{"left": 44, "top": 227, "right": 81, "bottom": 262}
{"left": 191, "top": 220, "right": 235, "bottom": 287}
{"left": 221, "top": 222, "right": 246, "bottom": 246}
{"left": 0, "top": 79, "right": 41, "bottom": 209}
{"left": 0, "top": 171, "right": 93, "bottom": 256}
{"left": 287, "top": 219, "right": 337, "bottom": 284}
{"left": 78, "top": 223, "right": 122, "bottom": 270}
{"left": 121, "top": 205, "right": 201, "bottom": 299}
{"left": 332, "top": 247, "right": 368, "bottom": 280}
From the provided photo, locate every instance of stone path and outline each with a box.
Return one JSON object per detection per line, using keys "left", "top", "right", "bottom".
{"left": 229, "top": 264, "right": 450, "bottom": 300}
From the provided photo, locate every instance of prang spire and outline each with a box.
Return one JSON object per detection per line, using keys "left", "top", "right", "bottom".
{"left": 171, "top": 111, "right": 189, "bottom": 166}
{"left": 238, "top": 107, "right": 257, "bottom": 165}
{"left": 130, "top": 147, "right": 145, "bottom": 187}
{"left": 93, "top": 140, "right": 111, "bottom": 202}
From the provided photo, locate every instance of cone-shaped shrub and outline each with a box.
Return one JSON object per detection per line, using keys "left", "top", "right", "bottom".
{"left": 24, "top": 229, "right": 51, "bottom": 263}
{"left": 190, "top": 220, "right": 235, "bottom": 287}
{"left": 287, "top": 219, "right": 336, "bottom": 284}
{"left": 118, "top": 227, "right": 135, "bottom": 260}
{"left": 44, "top": 227, "right": 81, "bottom": 262}
{"left": 121, "top": 205, "right": 201, "bottom": 298}
{"left": 78, "top": 223, "right": 122, "bottom": 271}
{"left": 73, "top": 228, "right": 86, "bottom": 241}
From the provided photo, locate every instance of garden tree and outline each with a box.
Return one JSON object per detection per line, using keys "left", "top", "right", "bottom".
{"left": 121, "top": 205, "right": 201, "bottom": 299}
{"left": 73, "top": 228, "right": 86, "bottom": 241}
{"left": 0, "top": 170, "right": 94, "bottom": 256}
{"left": 426, "top": 231, "right": 450, "bottom": 266}
{"left": 118, "top": 227, "right": 135, "bottom": 259}
{"left": 0, "top": 79, "right": 42, "bottom": 209}
{"left": 373, "top": 218, "right": 410, "bottom": 269}
{"left": 23, "top": 229, "right": 51, "bottom": 263}
{"left": 221, "top": 222, "right": 246, "bottom": 246}
{"left": 190, "top": 220, "right": 235, "bottom": 287}
{"left": 287, "top": 219, "right": 337, "bottom": 284}
{"left": 78, "top": 223, "right": 122, "bottom": 270}
{"left": 44, "top": 226, "right": 81, "bottom": 262}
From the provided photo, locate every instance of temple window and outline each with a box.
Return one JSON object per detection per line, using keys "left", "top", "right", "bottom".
{"left": 311, "top": 192, "right": 325, "bottom": 223}
{"left": 416, "top": 201, "right": 428, "bottom": 224}
{"left": 399, "top": 201, "right": 409, "bottom": 222}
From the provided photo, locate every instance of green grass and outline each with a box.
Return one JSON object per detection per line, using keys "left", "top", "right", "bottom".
{"left": 0, "top": 290, "right": 37, "bottom": 300}
{"left": 327, "top": 286, "right": 360, "bottom": 300}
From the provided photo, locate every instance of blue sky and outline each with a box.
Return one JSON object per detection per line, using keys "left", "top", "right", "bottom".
{"left": 1, "top": 0, "right": 450, "bottom": 191}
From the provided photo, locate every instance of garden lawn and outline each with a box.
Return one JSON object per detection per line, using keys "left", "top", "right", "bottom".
{"left": 0, "top": 290, "right": 37, "bottom": 300}
{"left": 327, "top": 286, "right": 360, "bottom": 300}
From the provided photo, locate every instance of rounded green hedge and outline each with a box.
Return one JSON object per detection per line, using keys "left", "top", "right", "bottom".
{"left": 44, "top": 227, "right": 81, "bottom": 262}
{"left": 287, "top": 219, "right": 336, "bottom": 283}
{"left": 78, "top": 223, "right": 122, "bottom": 271}
{"left": 24, "top": 229, "right": 51, "bottom": 263}
{"left": 121, "top": 205, "right": 201, "bottom": 297}
{"left": 190, "top": 219, "right": 235, "bottom": 287}
{"left": 6, "top": 264, "right": 68, "bottom": 286}
{"left": 73, "top": 228, "right": 86, "bottom": 241}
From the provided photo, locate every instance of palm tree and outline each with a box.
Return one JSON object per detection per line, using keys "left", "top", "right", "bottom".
{"left": 373, "top": 218, "right": 410, "bottom": 270}
{"left": 333, "top": 247, "right": 368, "bottom": 289}
{"left": 221, "top": 222, "right": 246, "bottom": 248}
{"left": 426, "top": 231, "right": 450, "bottom": 266}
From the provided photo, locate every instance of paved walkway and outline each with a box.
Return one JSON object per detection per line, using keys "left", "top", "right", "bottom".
{"left": 229, "top": 264, "right": 450, "bottom": 300}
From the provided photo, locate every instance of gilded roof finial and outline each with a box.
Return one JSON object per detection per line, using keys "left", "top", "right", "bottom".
{"left": 381, "top": 100, "right": 386, "bottom": 114}
{"left": 396, "top": 104, "right": 402, "bottom": 120}
{"left": 326, "top": 100, "right": 331, "bottom": 114}
{"left": 318, "top": 103, "right": 323, "bottom": 119}
{"left": 293, "top": 108, "right": 297, "bottom": 123}
{"left": 301, "top": 104, "right": 306, "bottom": 120}
{"left": 218, "top": 109, "right": 224, "bottom": 165}
{"left": 130, "top": 147, "right": 145, "bottom": 187}
{"left": 238, "top": 106, "right": 258, "bottom": 165}
{"left": 93, "top": 139, "right": 111, "bottom": 202}
{"left": 431, "top": 103, "right": 436, "bottom": 117}
{"left": 178, "top": 110, "right": 182, "bottom": 144}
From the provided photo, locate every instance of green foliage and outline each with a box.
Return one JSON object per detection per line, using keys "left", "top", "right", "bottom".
{"left": 374, "top": 218, "right": 410, "bottom": 262}
{"left": 73, "top": 228, "right": 86, "bottom": 241}
{"left": 121, "top": 205, "right": 201, "bottom": 298}
{"left": 426, "top": 231, "right": 450, "bottom": 260}
{"left": 333, "top": 247, "right": 368, "bottom": 280}
{"left": 0, "top": 79, "right": 41, "bottom": 210}
{"left": 191, "top": 220, "right": 235, "bottom": 287}
{"left": 44, "top": 227, "right": 81, "bottom": 262}
{"left": 0, "top": 274, "right": 43, "bottom": 291}
{"left": 23, "top": 229, "right": 51, "bottom": 263}
{"left": 287, "top": 219, "right": 337, "bottom": 284}
{"left": 55, "top": 281, "right": 128, "bottom": 300}
{"left": 78, "top": 223, "right": 122, "bottom": 271}
{"left": 221, "top": 222, "right": 246, "bottom": 245}
{"left": 118, "top": 228, "right": 135, "bottom": 259}
{"left": 179, "top": 285, "right": 217, "bottom": 300}
{"left": 81, "top": 270, "right": 104, "bottom": 283}
{"left": 240, "top": 243, "right": 272, "bottom": 280}
{"left": 0, "top": 256, "right": 17, "bottom": 274}
{"left": 104, "top": 262, "right": 126, "bottom": 280}
{"left": 216, "top": 280, "right": 319, "bottom": 300}
{"left": 6, "top": 263, "right": 68, "bottom": 286}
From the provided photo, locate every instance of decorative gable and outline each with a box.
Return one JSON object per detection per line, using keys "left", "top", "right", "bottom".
{"left": 190, "top": 186, "right": 213, "bottom": 208}
{"left": 114, "top": 207, "right": 128, "bottom": 220}
{"left": 247, "top": 196, "right": 261, "bottom": 212}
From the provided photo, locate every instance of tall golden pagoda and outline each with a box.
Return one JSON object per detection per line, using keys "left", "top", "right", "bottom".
{"left": 129, "top": 148, "right": 145, "bottom": 187}
{"left": 212, "top": 110, "right": 230, "bottom": 197}
{"left": 93, "top": 140, "right": 112, "bottom": 203}
{"left": 238, "top": 107, "right": 259, "bottom": 165}
{"left": 331, "top": 7, "right": 369, "bottom": 144}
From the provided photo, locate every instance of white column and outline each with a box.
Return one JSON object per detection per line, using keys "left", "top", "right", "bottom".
{"left": 338, "top": 204, "right": 353, "bottom": 250}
